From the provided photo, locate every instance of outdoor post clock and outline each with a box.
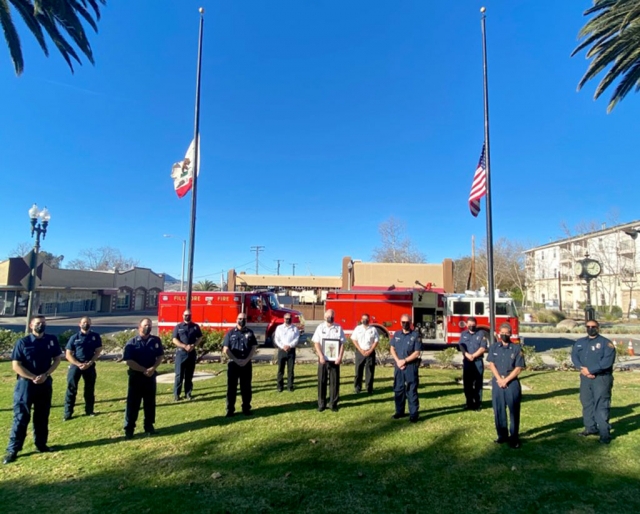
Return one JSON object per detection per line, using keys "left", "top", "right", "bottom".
{"left": 574, "top": 258, "right": 602, "bottom": 279}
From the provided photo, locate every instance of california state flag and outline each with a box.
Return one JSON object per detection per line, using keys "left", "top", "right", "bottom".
{"left": 170, "top": 137, "right": 200, "bottom": 198}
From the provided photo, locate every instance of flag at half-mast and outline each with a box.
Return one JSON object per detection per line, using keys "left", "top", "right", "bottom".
{"left": 468, "top": 144, "right": 487, "bottom": 217}
{"left": 171, "top": 137, "right": 200, "bottom": 198}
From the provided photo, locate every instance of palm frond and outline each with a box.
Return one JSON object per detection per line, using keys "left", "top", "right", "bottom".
{"left": 0, "top": 0, "right": 24, "bottom": 74}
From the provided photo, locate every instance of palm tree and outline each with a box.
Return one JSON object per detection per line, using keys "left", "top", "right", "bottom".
{"left": 573, "top": 0, "right": 640, "bottom": 112}
{"left": 0, "top": 0, "right": 106, "bottom": 76}
{"left": 194, "top": 280, "right": 218, "bottom": 291}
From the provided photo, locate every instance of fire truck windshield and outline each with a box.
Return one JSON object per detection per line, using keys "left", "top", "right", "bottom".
{"left": 266, "top": 293, "right": 280, "bottom": 310}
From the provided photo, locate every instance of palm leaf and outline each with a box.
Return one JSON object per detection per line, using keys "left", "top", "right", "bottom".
{"left": 0, "top": 0, "right": 24, "bottom": 74}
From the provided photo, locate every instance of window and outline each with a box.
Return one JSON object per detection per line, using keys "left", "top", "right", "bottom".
{"left": 266, "top": 293, "right": 280, "bottom": 310}
{"left": 116, "top": 291, "right": 131, "bottom": 310}
{"left": 452, "top": 301, "right": 471, "bottom": 315}
{"left": 495, "top": 303, "right": 508, "bottom": 316}
{"left": 148, "top": 290, "right": 158, "bottom": 308}
{"left": 474, "top": 302, "right": 485, "bottom": 315}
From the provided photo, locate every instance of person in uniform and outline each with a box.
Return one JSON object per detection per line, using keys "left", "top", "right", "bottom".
{"left": 312, "top": 309, "right": 346, "bottom": 412}
{"left": 222, "top": 313, "right": 257, "bottom": 417}
{"left": 351, "top": 313, "right": 379, "bottom": 394}
{"left": 274, "top": 314, "right": 300, "bottom": 392}
{"left": 487, "top": 323, "right": 525, "bottom": 449}
{"left": 458, "top": 316, "right": 488, "bottom": 411}
{"left": 390, "top": 314, "right": 421, "bottom": 423}
{"left": 571, "top": 319, "right": 616, "bottom": 444}
{"left": 3, "top": 316, "right": 62, "bottom": 464}
{"left": 172, "top": 309, "right": 203, "bottom": 401}
{"left": 63, "top": 316, "right": 102, "bottom": 420}
{"left": 123, "top": 318, "right": 164, "bottom": 439}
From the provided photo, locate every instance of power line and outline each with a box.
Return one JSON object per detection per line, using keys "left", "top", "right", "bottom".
{"left": 250, "top": 246, "right": 265, "bottom": 274}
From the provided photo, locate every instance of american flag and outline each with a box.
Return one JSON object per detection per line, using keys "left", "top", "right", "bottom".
{"left": 468, "top": 144, "right": 487, "bottom": 217}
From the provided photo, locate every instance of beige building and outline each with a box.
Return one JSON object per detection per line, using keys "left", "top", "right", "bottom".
{"left": 0, "top": 255, "right": 165, "bottom": 317}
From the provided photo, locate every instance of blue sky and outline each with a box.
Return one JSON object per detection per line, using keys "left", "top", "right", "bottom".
{"left": 0, "top": 1, "right": 632, "bottom": 281}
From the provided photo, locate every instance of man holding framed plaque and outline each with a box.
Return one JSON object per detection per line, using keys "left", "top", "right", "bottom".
{"left": 312, "top": 309, "right": 346, "bottom": 412}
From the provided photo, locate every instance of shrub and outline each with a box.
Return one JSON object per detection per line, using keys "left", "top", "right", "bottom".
{"left": 374, "top": 336, "right": 391, "bottom": 366}
{"left": 57, "top": 329, "right": 75, "bottom": 351}
{"left": 434, "top": 347, "right": 457, "bottom": 368}
{"left": 199, "top": 328, "right": 227, "bottom": 362}
{"left": 521, "top": 344, "right": 545, "bottom": 370}
{"left": 549, "top": 348, "right": 571, "bottom": 370}
{"left": 535, "top": 310, "right": 566, "bottom": 324}
{"left": 599, "top": 305, "right": 623, "bottom": 321}
{"left": 0, "top": 329, "right": 22, "bottom": 356}
{"left": 613, "top": 340, "right": 629, "bottom": 362}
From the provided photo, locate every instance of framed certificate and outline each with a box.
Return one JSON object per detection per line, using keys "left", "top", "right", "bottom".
{"left": 322, "top": 338, "right": 340, "bottom": 361}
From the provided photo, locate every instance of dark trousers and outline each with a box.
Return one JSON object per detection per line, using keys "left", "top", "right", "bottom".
{"left": 354, "top": 351, "right": 376, "bottom": 393}
{"left": 64, "top": 364, "right": 97, "bottom": 417}
{"left": 227, "top": 362, "right": 252, "bottom": 414}
{"left": 318, "top": 362, "right": 340, "bottom": 409}
{"left": 174, "top": 350, "right": 197, "bottom": 398}
{"left": 124, "top": 371, "right": 157, "bottom": 432}
{"left": 492, "top": 378, "right": 521, "bottom": 441}
{"left": 580, "top": 373, "right": 613, "bottom": 438}
{"left": 463, "top": 363, "right": 484, "bottom": 409}
{"left": 276, "top": 348, "right": 296, "bottom": 390}
{"left": 393, "top": 363, "right": 419, "bottom": 418}
{"left": 7, "top": 377, "right": 52, "bottom": 454}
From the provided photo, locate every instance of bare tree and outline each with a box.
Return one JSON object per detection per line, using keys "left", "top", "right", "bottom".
{"left": 7, "top": 243, "right": 64, "bottom": 268}
{"left": 372, "top": 216, "right": 426, "bottom": 264}
{"left": 67, "top": 246, "right": 138, "bottom": 271}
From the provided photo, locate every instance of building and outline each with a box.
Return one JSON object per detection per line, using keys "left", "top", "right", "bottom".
{"left": 0, "top": 255, "right": 165, "bottom": 317}
{"left": 524, "top": 221, "right": 640, "bottom": 314}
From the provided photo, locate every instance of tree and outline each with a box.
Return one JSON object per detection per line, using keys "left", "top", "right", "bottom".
{"left": 573, "top": 0, "right": 640, "bottom": 112}
{"left": 194, "top": 280, "right": 218, "bottom": 291}
{"left": 1, "top": 0, "right": 106, "bottom": 76}
{"left": 7, "top": 242, "right": 64, "bottom": 268}
{"left": 372, "top": 216, "right": 426, "bottom": 264}
{"left": 67, "top": 246, "right": 138, "bottom": 271}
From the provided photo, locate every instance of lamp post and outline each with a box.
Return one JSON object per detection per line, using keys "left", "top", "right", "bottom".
{"left": 25, "top": 204, "right": 51, "bottom": 333}
{"left": 574, "top": 252, "right": 601, "bottom": 322}
{"left": 163, "top": 234, "right": 186, "bottom": 291}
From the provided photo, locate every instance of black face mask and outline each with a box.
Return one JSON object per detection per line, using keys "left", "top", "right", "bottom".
{"left": 326, "top": 316, "right": 334, "bottom": 324}
{"left": 587, "top": 326, "right": 599, "bottom": 337}
{"left": 142, "top": 326, "right": 152, "bottom": 336}
{"left": 467, "top": 325, "right": 476, "bottom": 333}
{"left": 33, "top": 323, "right": 45, "bottom": 335}
{"left": 401, "top": 321, "right": 411, "bottom": 331}
{"left": 500, "top": 334, "right": 511, "bottom": 343}
{"left": 362, "top": 319, "right": 369, "bottom": 326}
{"left": 81, "top": 324, "right": 91, "bottom": 332}
{"left": 284, "top": 318, "right": 292, "bottom": 325}
{"left": 184, "top": 316, "right": 192, "bottom": 322}
{"left": 238, "top": 319, "right": 246, "bottom": 328}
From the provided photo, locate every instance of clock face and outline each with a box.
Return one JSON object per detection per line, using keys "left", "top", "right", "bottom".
{"left": 574, "top": 262, "right": 584, "bottom": 276}
{"left": 586, "top": 260, "right": 601, "bottom": 277}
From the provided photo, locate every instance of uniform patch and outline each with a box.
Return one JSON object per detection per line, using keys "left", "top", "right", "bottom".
{"left": 608, "top": 342, "right": 615, "bottom": 349}
{"left": 596, "top": 343, "right": 601, "bottom": 349}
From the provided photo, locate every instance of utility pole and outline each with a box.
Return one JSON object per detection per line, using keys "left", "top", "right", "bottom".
{"left": 275, "top": 259, "right": 283, "bottom": 275}
{"left": 250, "top": 246, "right": 265, "bottom": 274}
{"left": 290, "top": 263, "right": 297, "bottom": 276}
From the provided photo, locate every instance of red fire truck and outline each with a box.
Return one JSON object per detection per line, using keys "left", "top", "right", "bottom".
{"left": 325, "top": 288, "right": 519, "bottom": 344}
{"left": 158, "top": 291, "right": 305, "bottom": 345}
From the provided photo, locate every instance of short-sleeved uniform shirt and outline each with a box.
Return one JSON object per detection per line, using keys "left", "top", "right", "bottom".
{"left": 571, "top": 334, "right": 616, "bottom": 375}
{"left": 312, "top": 322, "right": 346, "bottom": 359}
{"left": 172, "top": 322, "right": 203, "bottom": 352}
{"left": 12, "top": 334, "right": 62, "bottom": 376}
{"left": 123, "top": 335, "right": 164, "bottom": 369}
{"left": 487, "top": 341, "right": 525, "bottom": 378}
{"left": 458, "top": 329, "right": 488, "bottom": 369}
{"left": 66, "top": 330, "right": 103, "bottom": 363}
{"left": 351, "top": 324, "right": 380, "bottom": 351}
{"left": 390, "top": 329, "right": 421, "bottom": 361}
{"left": 223, "top": 327, "right": 257, "bottom": 359}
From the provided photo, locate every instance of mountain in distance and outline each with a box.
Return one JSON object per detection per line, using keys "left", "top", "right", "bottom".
{"left": 162, "top": 273, "right": 180, "bottom": 283}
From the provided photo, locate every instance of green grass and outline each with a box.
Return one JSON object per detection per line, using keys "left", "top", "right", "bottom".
{"left": 1, "top": 362, "right": 640, "bottom": 513}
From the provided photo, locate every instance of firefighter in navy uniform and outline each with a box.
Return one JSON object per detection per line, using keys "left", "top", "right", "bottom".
{"left": 222, "top": 313, "right": 257, "bottom": 417}
{"left": 64, "top": 316, "right": 102, "bottom": 420}
{"left": 487, "top": 323, "right": 525, "bottom": 449}
{"left": 123, "top": 318, "right": 164, "bottom": 439}
{"left": 172, "top": 309, "right": 203, "bottom": 401}
{"left": 571, "top": 319, "right": 616, "bottom": 444}
{"left": 458, "top": 316, "right": 488, "bottom": 411}
{"left": 390, "top": 314, "right": 422, "bottom": 423}
{"left": 3, "top": 316, "right": 62, "bottom": 465}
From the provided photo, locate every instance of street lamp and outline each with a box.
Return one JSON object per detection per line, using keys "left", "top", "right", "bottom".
{"left": 25, "top": 204, "right": 51, "bottom": 333}
{"left": 163, "top": 234, "right": 186, "bottom": 291}
{"left": 574, "top": 252, "right": 601, "bottom": 322}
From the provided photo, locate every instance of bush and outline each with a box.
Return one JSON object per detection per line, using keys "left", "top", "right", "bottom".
{"left": 521, "top": 344, "right": 545, "bottom": 370}
{"left": 57, "top": 329, "right": 75, "bottom": 351}
{"left": 599, "top": 305, "right": 623, "bottom": 321}
{"left": 0, "top": 329, "right": 22, "bottom": 356}
{"left": 374, "top": 336, "right": 391, "bottom": 366}
{"left": 549, "top": 348, "right": 571, "bottom": 370}
{"left": 613, "top": 340, "right": 629, "bottom": 362}
{"left": 434, "top": 347, "right": 457, "bottom": 369}
{"left": 535, "top": 310, "right": 566, "bottom": 324}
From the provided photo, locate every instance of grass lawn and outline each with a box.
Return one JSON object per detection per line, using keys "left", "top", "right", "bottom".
{"left": 1, "top": 361, "right": 639, "bottom": 513}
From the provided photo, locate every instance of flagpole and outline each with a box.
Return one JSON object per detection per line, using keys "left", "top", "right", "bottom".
{"left": 185, "top": 7, "right": 205, "bottom": 311}
{"left": 481, "top": 7, "right": 496, "bottom": 341}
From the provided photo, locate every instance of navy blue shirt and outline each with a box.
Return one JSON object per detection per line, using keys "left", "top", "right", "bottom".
{"left": 123, "top": 335, "right": 164, "bottom": 369}
{"left": 66, "top": 330, "right": 103, "bottom": 363}
{"left": 390, "top": 329, "right": 421, "bottom": 360}
{"left": 11, "top": 334, "right": 62, "bottom": 376}
{"left": 223, "top": 327, "right": 257, "bottom": 359}
{"left": 172, "top": 322, "right": 203, "bottom": 351}
{"left": 458, "top": 329, "right": 488, "bottom": 368}
{"left": 487, "top": 342, "right": 525, "bottom": 377}
{"left": 571, "top": 334, "right": 615, "bottom": 375}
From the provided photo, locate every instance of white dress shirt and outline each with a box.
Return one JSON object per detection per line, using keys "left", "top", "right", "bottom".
{"left": 351, "top": 324, "right": 379, "bottom": 351}
{"left": 274, "top": 323, "right": 300, "bottom": 350}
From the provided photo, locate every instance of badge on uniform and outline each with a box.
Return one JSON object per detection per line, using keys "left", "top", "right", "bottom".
{"left": 596, "top": 343, "right": 601, "bottom": 349}
{"left": 591, "top": 346, "right": 595, "bottom": 351}
{"left": 155, "top": 343, "right": 159, "bottom": 348}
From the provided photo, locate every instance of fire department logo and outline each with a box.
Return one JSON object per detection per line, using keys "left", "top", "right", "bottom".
{"left": 596, "top": 343, "right": 601, "bottom": 350}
